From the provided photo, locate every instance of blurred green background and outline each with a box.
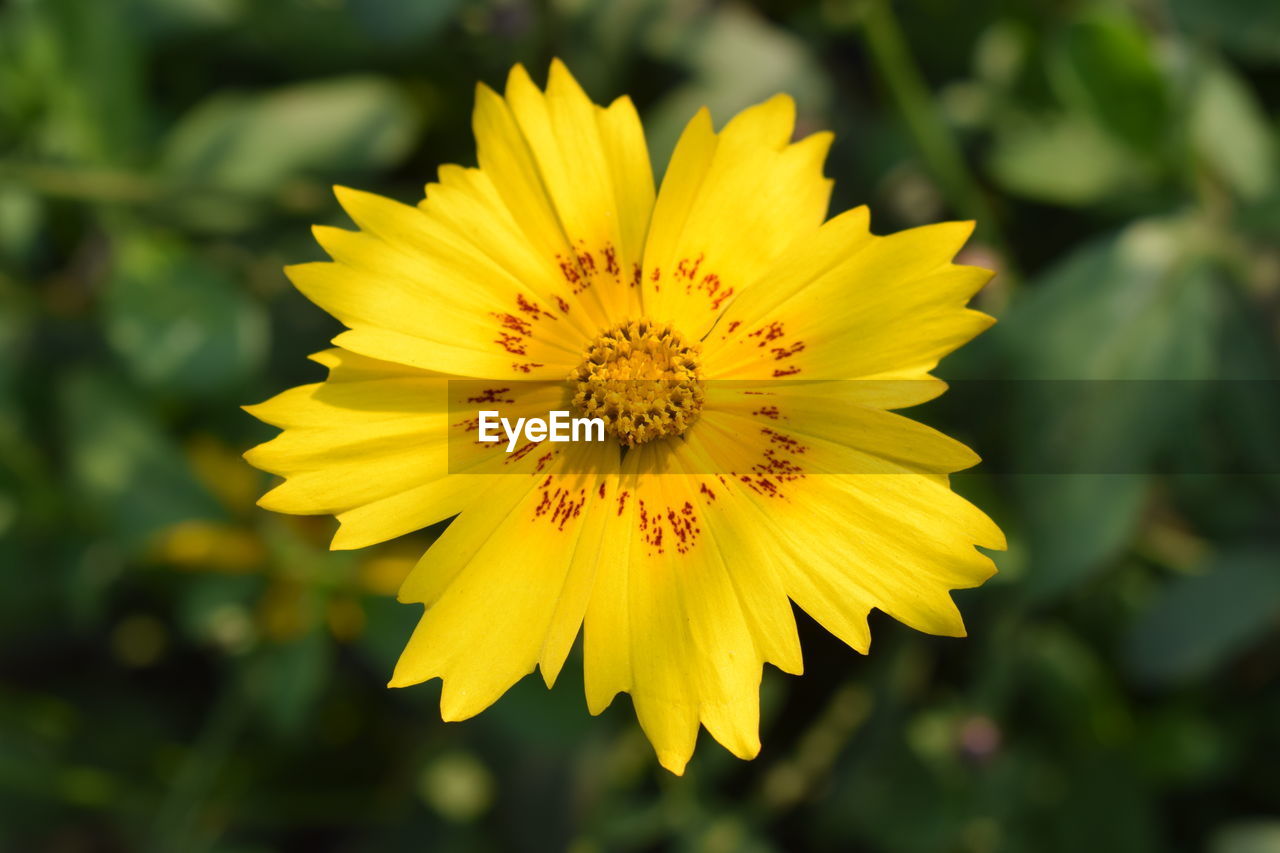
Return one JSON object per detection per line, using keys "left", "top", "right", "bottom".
{"left": 2, "top": 0, "right": 1279, "bottom": 850}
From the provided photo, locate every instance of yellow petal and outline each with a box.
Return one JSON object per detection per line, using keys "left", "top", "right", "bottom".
{"left": 418, "top": 165, "right": 597, "bottom": 343}
{"left": 390, "top": 444, "right": 619, "bottom": 721}
{"left": 641, "top": 95, "right": 833, "bottom": 336}
{"left": 307, "top": 347, "right": 442, "bottom": 380}
{"left": 705, "top": 218, "right": 994, "bottom": 381}
{"left": 583, "top": 445, "right": 803, "bottom": 773}
{"left": 245, "top": 369, "right": 576, "bottom": 543}
{"left": 687, "top": 411, "right": 1003, "bottom": 646}
{"left": 331, "top": 477, "right": 476, "bottom": 551}
{"left": 471, "top": 62, "right": 657, "bottom": 330}
{"left": 330, "top": 325, "right": 564, "bottom": 379}
{"left": 702, "top": 383, "right": 981, "bottom": 473}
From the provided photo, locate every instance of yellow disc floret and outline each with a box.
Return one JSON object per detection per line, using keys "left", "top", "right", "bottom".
{"left": 569, "top": 320, "right": 705, "bottom": 447}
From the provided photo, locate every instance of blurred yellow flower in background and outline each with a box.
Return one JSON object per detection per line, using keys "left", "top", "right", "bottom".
{"left": 245, "top": 61, "right": 1003, "bottom": 773}
{"left": 150, "top": 436, "right": 417, "bottom": 646}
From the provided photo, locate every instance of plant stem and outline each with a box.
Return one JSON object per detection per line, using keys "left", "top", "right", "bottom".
{"left": 859, "top": 0, "right": 1015, "bottom": 276}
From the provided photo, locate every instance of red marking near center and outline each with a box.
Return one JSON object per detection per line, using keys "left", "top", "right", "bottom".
{"left": 750, "top": 322, "right": 785, "bottom": 346}
{"left": 676, "top": 254, "right": 704, "bottom": 282}
{"left": 632, "top": 496, "right": 704, "bottom": 555}
{"left": 515, "top": 294, "right": 554, "bottom": 320}
{"left": 557, "top": 253, "right": 592, "bottom": 294}
{"left": 495, "top": 332, "right": 526, "bottom": 355}
{"left": 532, "top": 484, "right": 588, "bottom": 531}
{"left": 771, "top": 341, "right": 805, "bottom": 360}
{"left": 506, "top": 442, "right": 539, "bottom": 464}
{"left": 762, "top": 428, "right": 807, "bottom": 454}
{"left": 467, "top": 388, "right": 514, "bottom": 404}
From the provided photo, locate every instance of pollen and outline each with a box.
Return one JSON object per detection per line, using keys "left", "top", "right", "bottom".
{"left": 569, "top": 319, "right": 705, "bottom": 447}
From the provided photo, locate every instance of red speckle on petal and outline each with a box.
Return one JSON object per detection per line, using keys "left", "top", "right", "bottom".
{"left": 467, "top": 387, "right": 514, "bottom": 404}
{"left": 771, "top": 341, "right": 805, "bottom": 360}
{"left": 749, "top": 322, "right": 785, "bottom": 346}
{"left": 515, "top": 293, "right": 554, "bottom": 320}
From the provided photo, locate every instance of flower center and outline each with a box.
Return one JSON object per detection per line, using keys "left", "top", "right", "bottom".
{"left": 569, "top": 319, "right": 705, "bottom": 447}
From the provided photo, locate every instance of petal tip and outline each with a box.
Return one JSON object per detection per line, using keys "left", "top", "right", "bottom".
{"left": 505, "top": 62, "right": 536, "bottom": 94}
{"left": 657, "top": 752, "right": 690, "bottom": 776}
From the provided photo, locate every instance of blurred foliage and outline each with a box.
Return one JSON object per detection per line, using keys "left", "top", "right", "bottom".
{"left": 1, "top": 0, "right": 1279, "bottom": 850}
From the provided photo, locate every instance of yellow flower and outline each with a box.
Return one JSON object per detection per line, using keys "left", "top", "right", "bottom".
{"left": 244, "top": 61, "right": 1005, "bottom": 774}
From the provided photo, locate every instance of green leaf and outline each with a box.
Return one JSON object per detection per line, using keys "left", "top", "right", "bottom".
{"left": 1134, "top": 709, "right": 1229, "bottom": 785}
{"left": 1014, "top": 474, "right": 1149, "bottom": 601}
{"left": 1188, "top": 53, "right": 1277, "bottom": 201}
{"left": 103, "top": 236, "right": 268, "bottom": 396}
{"left": 131, "top": 0, "right": 241, "bottom": 39}
{"left": 1022, "top": 625, "right": 1132, "bottom": 745}
{"left": 254, "top": 629, "right": 331, "bottom": 736}
{"left": 0, "top": 184, "right": 44, "bottom": 266}
{"left": 1126, "top": 549, "right": 1280, "bottom": 685}
{"left": 1006, "top": 218, "right": 1220, "bottom": 379}
{"left": 160, "top": 76, "right": 420, "bottom": 196}
{"left": 59, "top": 370, "right": 224, "bottom": 549}
{"left": 988, "top": 113, "right": 1148, "bottom": 206}
{"left": 1000, "top": 219, "right": 1223, "bottom": 599}
{"left": 34, "top": 0, "right": 147, "bottom": 164}
{"left": 640, "top": 4, "right": 831, "bottom": 168}
{"left": 1049, "top": 12, "right": 1171, "bottom": 154}
{"left": 1170, "top": 0, "right": 1280, "bottom": 64}
{"left": 348, "top": 0, "right": 461, "bottom": 44}
{"left": 1212, "top": 822, "right": 1280, "bottom": 853}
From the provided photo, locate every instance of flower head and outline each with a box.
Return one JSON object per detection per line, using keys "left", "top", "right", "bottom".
{"left": 244, "top": 60, "right": 1004, "bottom": 774}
